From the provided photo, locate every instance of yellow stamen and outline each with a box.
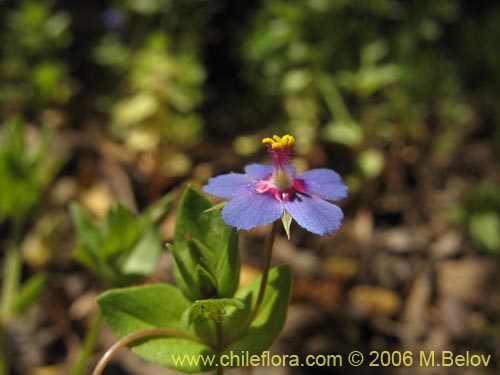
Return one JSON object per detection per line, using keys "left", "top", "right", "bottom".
{"left": 262, "top": 134, "right": 295, "bottom": 149}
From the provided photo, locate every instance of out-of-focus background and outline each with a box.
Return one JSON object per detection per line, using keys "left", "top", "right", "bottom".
{"left": 0, "top": 0, "right": 499, "bottom": 374}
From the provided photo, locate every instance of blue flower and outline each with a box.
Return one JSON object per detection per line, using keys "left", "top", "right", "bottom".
{"left": 203, "top": 135, "right": 347, "bottom": 235}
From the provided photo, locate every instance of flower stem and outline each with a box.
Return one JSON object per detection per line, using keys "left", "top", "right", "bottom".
{"left": 92, "top": 328, "right": 207, "bottom": 375}
{"left": 69, "top": 310, "right": 103, "bottom": 375}
{"left": 215, "top": 321, "right": 223, "bottom": 351}
{"left": 247, "top": 221, "right": 278, "bottom": 324}
{"left": 223, "top": 221, "right": 278, "bottom": 347}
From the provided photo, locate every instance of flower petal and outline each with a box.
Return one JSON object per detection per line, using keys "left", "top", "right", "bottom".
{"left": 284, "top": 194, "right": 343, "bottom": 235}
{"left": 203, "top": 173, "right": 252, "bottom": 199}
{"left": 296, "top": 168, "right": 348, "bottom": 201}
{"left": 244, "top": 163, "right": 273, "bottom": 180}
{"left": 222, "top": 192, "right": 283, "bottom": 231}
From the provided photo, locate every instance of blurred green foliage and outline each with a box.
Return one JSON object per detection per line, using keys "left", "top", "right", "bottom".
{"left": 0, "top": 0, "right": 73, "bottom": 114}
{"left": 94, "top": 0, "right": 216, "bottom": 176}
{"left": 0, "top": 118, "right": 59, "bottom": 223}
{"left": 454, "top": 180, "right": 500, "bottom": 254}
{"left": 98, "top": 33, "right": 204, "bottom": 156}
{"left": 70, "top": 196, "right": 171, "bottom": 286}
{"left": 241, "top": 0, "right": 479, "bottom": 185}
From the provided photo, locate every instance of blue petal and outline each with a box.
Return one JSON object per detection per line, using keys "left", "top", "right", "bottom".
{"left": 244, "top": 163, "right": 273, "bottom": 180}
{"left": 203, "top": 173, "right": 252, "bottom": 199}
{"left": 284, "top": 194, "right": 343, "bottom": 235}
{"left": 222, "top": 192, "right": 283, "bottom": 230}
{"left": 296, "top": 168, "right": 348, "bottom": 201}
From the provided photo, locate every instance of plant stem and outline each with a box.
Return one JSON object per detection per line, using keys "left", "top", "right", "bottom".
{"left": 92, "top": 327, "right": 207, "bottom": 375}
{"left": 223, "top": 221, "right": 278, "bottom": 347}
{"left": 0, "top": 245, "right": 22, "bottom": 375}
{"left": 69, "top": 310, "right": 103, "bottom": 375}
{"left": 215, "top": 321, "right": 223, "bottom": 351}
{"left": 214, "top": 321, "right": 224, "bottom": 374}
{"left": 247, "top": 221, "right": 278, "bottom": 324}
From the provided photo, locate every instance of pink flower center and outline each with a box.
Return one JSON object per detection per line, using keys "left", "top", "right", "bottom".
{"left": 255, "top": 175, "right": 306, "bottom": 202}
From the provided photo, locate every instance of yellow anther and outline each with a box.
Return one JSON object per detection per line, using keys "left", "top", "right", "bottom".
{"left": 262, "top": 134, "right": 295, "bottom": 149}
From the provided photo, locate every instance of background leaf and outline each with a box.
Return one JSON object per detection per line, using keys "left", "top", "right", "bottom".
{"left": 101, "top": 203, "right": 140, "bottom": 258}
{"left": 71, "top": 201, "right": 164, "bottom": 286}
{"left": 120, "top": 227, "right": 163, "bottom": 277}
{"left": 12, "top": 272, "right": 48, "bottom": 315}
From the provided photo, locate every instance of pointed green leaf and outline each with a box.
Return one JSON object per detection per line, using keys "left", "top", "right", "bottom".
{"left": 69, "top": 202, "right": 102, "bottom": 253}
{"left": 71, "top": 202, "right": 126, "bottom": 285}
{"left": 166, "top": 243, "right": 202, "bottom": 301}
{"left": 214, "top": 230, "right": 239, "bottom": 297}
{"left": 70, "top": 202, "right": 113, "bottom": 280}
{"left": 102, "top": 203, "right": 140, "bottom": 257}
{"left": 195, "top": 264, "right": 218, "bottom": 298}
{"left": 121, "top": 227, "right": 162, "bottom": 278}
{"left": 189, "top": 236, "right": 215, "bottom": 264}
{"left": 98, "top": 284, "right": 216, "bottom": 373}
{"left": 171, "top": 186, "right": 240, "bottom": 300}
{"left": 74, "top": 241, "right": 121, "bottom": 285}
{"left": 71, "top": 202, "right": 163, "bottom": 286}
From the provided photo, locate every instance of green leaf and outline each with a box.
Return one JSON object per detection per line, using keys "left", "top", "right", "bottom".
{"left": 222, "top": 265, "right": 292, "bottom": 356}
{"left": 0, "top": 118, "right": 54, "bottom": 221}
{"left": 12, "top": 272, "right": 48, "bottom": 315}
{"left": 74, "top": 241, "right": 119, "bottom": 285}
{"left": 69, "top": 202, "right": 102, "bottom": 260}
{"left": 166, "top": 243, "right": 203, "bottom": 301}
{"left": 121, "top": 227, "right": 162, "bottom": 278}
{"left": 195, "top": 264, "right": 218, "bottom": 297}
{"left": 213, "top": 230, "right": 239, "bottom": 298}
{"left": 170, "top": 186, "right": 240, "bottom": 300}
{"left": 98, "top": 284, "right": 216, "bottom": 373}
{"left": 71, "top": 202, "right": 163, "bottom": 286}
{"left": 189, "top": 236, "right": 215, "bottom": 264}
{"left": 71, "top": 202, "right": 121, "bottom": 284}
{"left": 102, "top": 203, "right": 140, "bottom": 257}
